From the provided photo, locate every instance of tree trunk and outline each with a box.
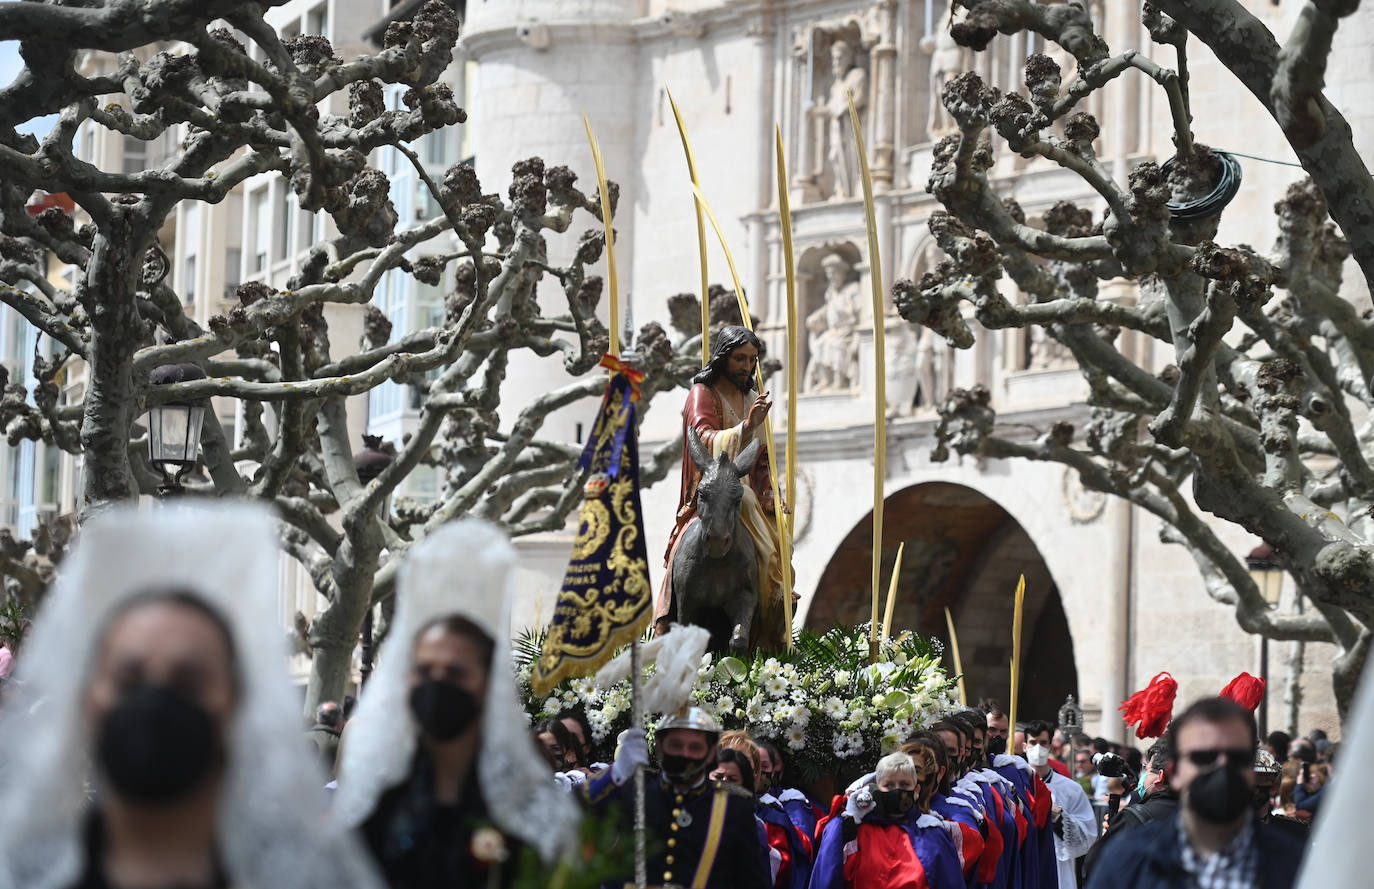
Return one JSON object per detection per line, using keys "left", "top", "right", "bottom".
{"left": 79, "top": 216, "right": 146, "bottom": 510}
{"left": 304, "top": 527, "right": 382, "bottom": 713}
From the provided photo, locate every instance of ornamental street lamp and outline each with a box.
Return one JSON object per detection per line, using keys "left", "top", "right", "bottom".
{"left": 147, "top": 363, "right": 208, "bottom": 499}
{"left": 1245, "top": 542, "right": 1284, "bottom": 735}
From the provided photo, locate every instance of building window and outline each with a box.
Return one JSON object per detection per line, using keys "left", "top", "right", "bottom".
{"left": 183, "top": 255, "right": 196, "bottom": 304}
{"left": 277, "top": 185, "right": 296, "bottom": 262}
{"left": 122, "top": 135, "right": 148, "bottom": 175}
{"left": 251, "top": 190, "right": 269, "bottom": 272}
{"left": 424, "top": 128, "right": 447, "bottom": 166}
{"left": 224, "top": 247, "right": 241, "bottom": 300}
{"left": 307, "top": 3, "right": 329, "bottom": 37}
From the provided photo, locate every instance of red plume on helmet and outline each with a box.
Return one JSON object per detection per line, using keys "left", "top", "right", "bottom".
{"left": 1119, "top": 672, "right": 1178, "bottom": 739}
{"left": 1220, "top": 672, "right": 1266, "bottom": 712}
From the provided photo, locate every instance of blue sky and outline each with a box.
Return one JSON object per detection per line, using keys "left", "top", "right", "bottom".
{"left": 1, "top": 41, "right": 57, "bottom": 140}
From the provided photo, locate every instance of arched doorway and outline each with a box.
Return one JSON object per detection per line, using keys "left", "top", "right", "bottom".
{"left": 806, "top": 482, "right": 1077, "bottom": 723}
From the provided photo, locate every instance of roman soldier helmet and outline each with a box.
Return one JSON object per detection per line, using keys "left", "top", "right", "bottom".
{"left": 658, "top": 705, "right": 723, "bottom": 740}
{"left": 1253, "top": 745, "right": 1282, "bottom": 777}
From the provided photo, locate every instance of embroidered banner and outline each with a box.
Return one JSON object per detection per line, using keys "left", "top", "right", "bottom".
{"left": 531, "top": 360, "right": 652, "bottom": 695}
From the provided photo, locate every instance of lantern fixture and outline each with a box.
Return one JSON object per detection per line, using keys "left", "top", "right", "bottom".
{"left": 1245, "top": 542, "right": 1284, "bottom": 608}
{"left": 147, "top": 363, "right": 208, "bottom": 497}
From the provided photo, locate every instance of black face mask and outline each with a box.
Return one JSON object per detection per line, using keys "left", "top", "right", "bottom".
{"left": 409, "top": 678, "right": 480, "bottom": 742}
{"left": 96, "top": 684, "right": 221, "bottom": 805}
{"left": 1252, "top": 783, "right": 1275, "bottom": 816}
{"left": 874, "top": 787, "right": 916, "bottom": 817}
{"left": 986, "top": 735, "right": 1007, "bottom": 758}
{"left": 1188, "top": 765, "right": 1252, "bottom": 824}
{"left": 659, "top": 751, "right": 712, "bottom": 783}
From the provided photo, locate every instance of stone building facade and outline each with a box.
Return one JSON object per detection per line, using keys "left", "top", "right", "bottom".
{"left": 9, "top": 0, "right": 1367, "bottom": 736}
{"left": 461, "top": 0, "right": 1374, "bottom": 739}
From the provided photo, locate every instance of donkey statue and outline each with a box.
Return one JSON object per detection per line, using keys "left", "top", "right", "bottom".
{"left": 671, "top": 427, "right": 763, "bottom": 653}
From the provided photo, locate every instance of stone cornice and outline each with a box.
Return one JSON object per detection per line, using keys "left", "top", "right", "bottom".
{"left": 460, "top": 20, "right": 638, "bottom": 57}
{"left": 643, "top": 400, "right": 1094, "bottom": 464}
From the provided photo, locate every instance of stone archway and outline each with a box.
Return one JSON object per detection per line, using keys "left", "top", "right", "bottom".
{"left": 806, "top": 481, "right": 1077, "bottom": 723}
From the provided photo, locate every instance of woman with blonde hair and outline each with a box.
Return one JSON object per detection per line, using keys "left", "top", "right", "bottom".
{"left": 811, "top": 750, "right": 965, "bottom": 889}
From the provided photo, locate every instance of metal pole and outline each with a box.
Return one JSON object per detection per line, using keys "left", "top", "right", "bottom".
{"left": 630, "top": 637, "right": 646, "bottom": 889}
{"left": 618, "top": 330, "right": 647, "bottom": 889}
{"left": 1260, "top": 636, "right": 1270, "bottom": 737}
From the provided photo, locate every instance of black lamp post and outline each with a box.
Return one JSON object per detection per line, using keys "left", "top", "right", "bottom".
{"left": 1245, "top": 542, "right": 1284, "bottom": 735}
{"left": 355, "top": 434, "right": 394, "bottom": 685}
{"left": 147, "top": 363, "right": 208, "bottom": 499}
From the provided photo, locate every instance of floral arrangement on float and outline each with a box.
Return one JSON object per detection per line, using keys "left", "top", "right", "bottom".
{"left": 515, "top": 623, "right": 958, "bottom": 783}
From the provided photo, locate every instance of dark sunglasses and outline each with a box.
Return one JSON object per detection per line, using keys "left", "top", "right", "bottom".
{"left": 1184, "top": 747, "right": 1255, "bottom": 768}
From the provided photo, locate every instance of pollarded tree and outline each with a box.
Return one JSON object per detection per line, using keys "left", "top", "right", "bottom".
{"left": 0, "top": 0, "right": 702, "bottom": 708}
{"left": 899, "top": 0, "right": 1374, "bottom": 716}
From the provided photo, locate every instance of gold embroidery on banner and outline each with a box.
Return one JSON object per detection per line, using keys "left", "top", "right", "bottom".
{"left": 531, "top": 376, "right": 653, "bottom": 695}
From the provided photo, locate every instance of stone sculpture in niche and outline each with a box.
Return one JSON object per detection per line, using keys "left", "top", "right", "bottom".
{"left": 825, "top": 39, "right": 868, "bottom": 200}
{"left": 804, "top": 252, "right": 864, "bottom": 392}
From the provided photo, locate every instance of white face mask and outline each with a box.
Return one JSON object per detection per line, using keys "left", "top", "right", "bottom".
{"left": 1026, "top": 744, "right": 1050, "bottom": 767}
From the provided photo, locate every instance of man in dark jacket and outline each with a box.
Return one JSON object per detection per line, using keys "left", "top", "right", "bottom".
{"left": 1081, "top": 739, "right": 1176, "bottom": 881}
{"left": 1084, "top": 697, "right": 1305, "bottom": 889}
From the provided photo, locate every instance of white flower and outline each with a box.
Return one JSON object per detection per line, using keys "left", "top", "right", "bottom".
{"left": 780, "top": 663, "right": 800, "bottom": 681}
{"left": 871, "top": 693, "right": 886, "bottom": 708}
{"left": 790, "top": 688, "right": 808, "bottom": 704}
{"left": 787, "top": 726, "right": 806, "bottom": 750}
{"left": 766, "top": 676, "right": 789, "bottom": 698}
{"left": 717, "top": 695, "right": 735, "bottom": 713}
{"left": 543, "top": 696, "right": 561, "bottom": 715}
{"left": 849, "top": 707, "right": 869, "bottom": 728}
{"left": 772, "top": 703, "right": 793, "bottom": 723}
{"left": 832, "top": 731, "right": 864, "bottom": 758}
{"left": 833, "top": 670, "right": 852, "bottom": 688}
{"left": 823, "top": 697, "right": 847, "bottom": 719}
{"left": 746, "top": 693, "right": 767, "bottom": 721}
{"left": 788, "top": 703, "right": 810, "bottom": 725}
{"left": 759, "top": 658, "right": 782, "bottom": 681}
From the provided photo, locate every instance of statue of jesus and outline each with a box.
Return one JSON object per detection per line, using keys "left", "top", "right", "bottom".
{"left": 656, "top": 325, "right": 791, "bottom": 651}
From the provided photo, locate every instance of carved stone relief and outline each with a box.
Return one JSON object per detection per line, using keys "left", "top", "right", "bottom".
{"left": 803, "top": 251, "right": 864, "bottom": 392}
{"left": 1062, "top": 466, "right": 1107, "bottom": 524}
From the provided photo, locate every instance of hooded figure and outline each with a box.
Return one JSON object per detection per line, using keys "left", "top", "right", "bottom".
{"left": 333, "top": 519, "right": 579, "bottom": 886}
{"left": 0, "top": 503, "right": 384, "bottom": 889}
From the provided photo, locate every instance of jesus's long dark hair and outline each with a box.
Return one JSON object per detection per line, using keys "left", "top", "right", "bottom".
{"left": 692, "top": 324, "right": 762, "bottom": 390}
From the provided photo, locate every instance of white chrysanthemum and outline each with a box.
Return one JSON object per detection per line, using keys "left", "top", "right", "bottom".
{"left": 833, "top": 670, "right": 852, "bottom": 688}
{"left": 717, "top": 695, "right": 735, "bottom": 713}
{"left": 790, "top": 688, "right": 808, "bottom": 704}
{"left": 772, "top": 703, "right": 793, "bottom": 723}
{"left": 543, "top": 696, "right": 561, "bottom": 715}
{"left": 823, "top": 696, "right": 847, "bottom": 719}
{"left": 788, "top": 703, "right": 810, "bottom": 726}
{"left": 787, "top": 726, "right": 806, "bottom": 750}
{"left": 849, "top": 707, "right": 869, "bottom": 727}
{"left": 766, "top": 676, "right": 789, "bottom": 698}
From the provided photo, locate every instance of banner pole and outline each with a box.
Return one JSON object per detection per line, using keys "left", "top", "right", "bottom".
{"left": 630, "top": 635, "right": 646, "bottom": 889}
